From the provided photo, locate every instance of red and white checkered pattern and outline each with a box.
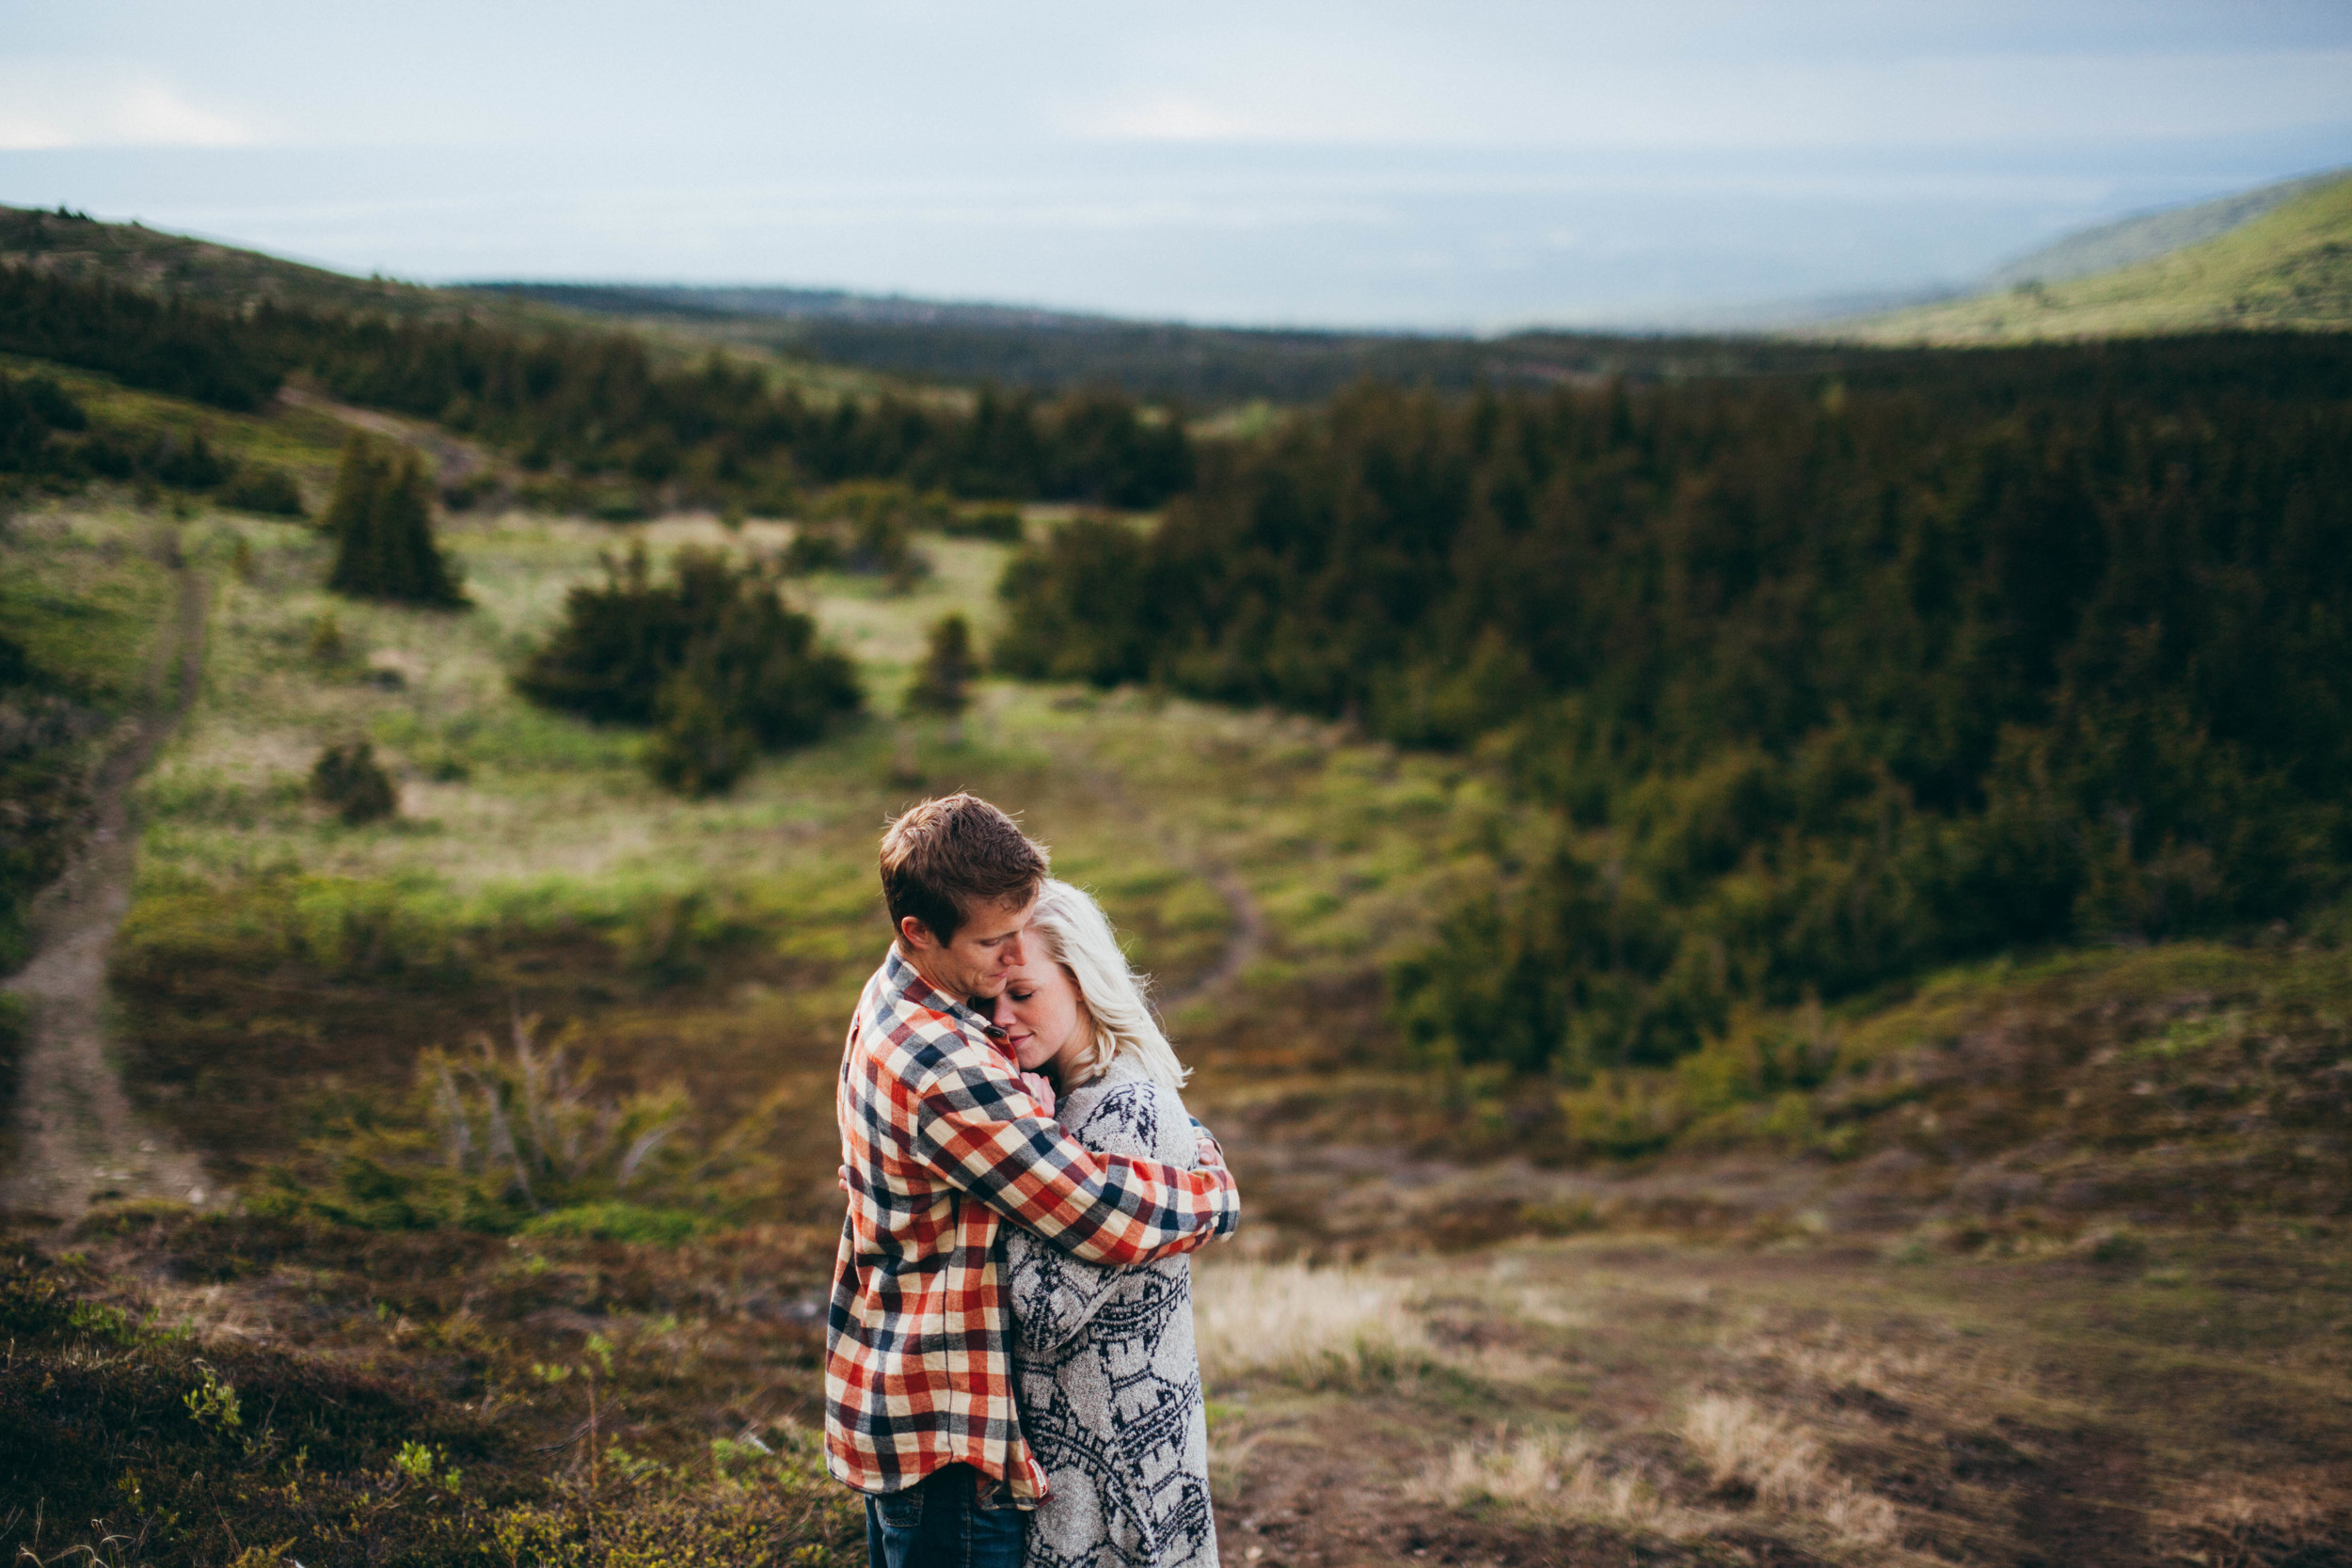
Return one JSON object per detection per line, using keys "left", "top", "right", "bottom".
{"left": 825, "top": 948, "right": 1238, "bottom": 1502}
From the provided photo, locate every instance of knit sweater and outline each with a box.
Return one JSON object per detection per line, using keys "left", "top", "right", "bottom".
{"left": 1004, "top": 1056, "right": 1220, "bottom": 1568}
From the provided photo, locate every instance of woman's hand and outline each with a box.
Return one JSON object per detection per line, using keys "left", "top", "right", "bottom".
{"left": 1018, "top": 1070, "right": 1057, "bottom": 1117}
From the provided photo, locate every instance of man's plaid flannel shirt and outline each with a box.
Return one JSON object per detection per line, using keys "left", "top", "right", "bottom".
{"left": 825, "top": 948, "right": 1239, "bottom": 1503}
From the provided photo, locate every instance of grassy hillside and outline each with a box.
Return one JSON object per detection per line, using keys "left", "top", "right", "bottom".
{"left": 1846, "top": 173, "right": 2352, "bottom": 342}
{"left": 1981, "top": 166, "right": 2349, "bottom": 290}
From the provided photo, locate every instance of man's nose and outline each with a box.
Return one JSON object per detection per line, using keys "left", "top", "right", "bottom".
{"left": 1002, "top": 931, "right": 1026, "bottom": 966}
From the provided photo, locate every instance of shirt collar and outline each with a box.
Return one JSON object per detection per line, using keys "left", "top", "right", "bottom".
{"left": 884, "top": 945, "right": 1007, "bottom": 1043}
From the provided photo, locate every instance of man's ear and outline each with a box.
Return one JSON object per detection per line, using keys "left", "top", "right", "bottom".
{"left": 898, "top": 914, "right": 938, "bottom": 951}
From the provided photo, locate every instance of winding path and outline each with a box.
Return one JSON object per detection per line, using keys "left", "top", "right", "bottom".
{"left": 1157, "top": 863, "right": 1266, "bottom": 1013}
{"left": 0, "top": 546, "right": 212, "bottom": 1220}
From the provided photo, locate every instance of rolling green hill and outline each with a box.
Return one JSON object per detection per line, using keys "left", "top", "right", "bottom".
{"left": 1981, "top": 166, "right": 2347, "bottom": 290}
{"left": 1846, "top": 172, "right": 2352, "bottom": 342}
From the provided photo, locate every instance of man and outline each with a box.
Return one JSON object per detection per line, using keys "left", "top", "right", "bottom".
{"left": 828, "top": 793, "right": 1240, "bottom": 1568}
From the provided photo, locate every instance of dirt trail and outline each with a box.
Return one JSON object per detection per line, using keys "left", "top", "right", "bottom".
{"left": 0, "top": 549, "right": 212, "bottom": 1221}
{"left": 276, "top": 383, "right": 492, "bottom": 485}
{"left": 1159, "top": 863, "right": 1268, "bottom": 1012}
{"left": 1052, "top": 745, "right": 1268, "bottom": 1013}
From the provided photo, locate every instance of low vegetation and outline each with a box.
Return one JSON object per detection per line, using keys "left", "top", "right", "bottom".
{"left": 0, "top": 1217, "right": 863, "bottom": 1568}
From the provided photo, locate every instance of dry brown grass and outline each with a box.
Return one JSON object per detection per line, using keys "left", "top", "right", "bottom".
{"left": 1422, "top": 1426, "right": 1693, "bottom": 1535}
{"left": 1192, "top": 1258, "right": 1427, "bottom": 1387}
{"left": 1678, "top": 1393, "right": 1900, "bottom": 1548}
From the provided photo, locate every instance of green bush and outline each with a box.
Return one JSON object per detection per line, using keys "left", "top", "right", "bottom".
{"left": 220, "top": 461, "right": 306, "bottom": 516}
{"left": 646, "top": 674, "right": 759, "bottom": 798}
{"left": 902, "top": 612, "right": 977, "bottom": 720}
{"left": 990, "top": 516, "right": 1152, "bottom": 685}
{"left": 516, "top": 545, "right": 861, "bottom": 795}
{"left": 782, "top": 482, "right": 935, "bottom": 591}
{"left": 310, "top": 739, "right": 398, "bottom": 825}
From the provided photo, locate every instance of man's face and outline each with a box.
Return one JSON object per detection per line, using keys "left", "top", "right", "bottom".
{"left": 900, "top": 895, "right": 1035, "bottom": 1003}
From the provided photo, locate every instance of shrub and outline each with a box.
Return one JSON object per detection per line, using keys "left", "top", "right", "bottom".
{"left": 147, "top": 429, "right": 232, "bottom": 489}
{"left": 220, "top": 461, "right": 306, "bottom": 516}
{"left": 646, "top": 674, "right": 759, "bottom": 798}
{"left": 989, "top": 516, "right": 1152, "bottom": 685}
{"left": 985, "top": 365, "right": 2352, "bottom": 1080}
{"left": 783, "top": 483, "right": 934, "bottom": 591}
{"left": 516, "top": 546, "right": 861, "bottom": 794}
{"left": 324, "top": 436, "right": 466, "bottom": 607}
{"left": 271, "top": 1012, "right": 698, "bottom": 1234}
{"left": 310, "top": 740, "right": 397, "bottom": 825}
{"left": 902, "top": 612, "right": 976, "bottom": 720}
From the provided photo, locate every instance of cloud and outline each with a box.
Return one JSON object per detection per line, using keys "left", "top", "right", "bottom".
{"left": 0, "top": 62, "right": 260, "bottom": 149}
{"left": 1061, "top": 33, "right": 2352, "bottom": 151}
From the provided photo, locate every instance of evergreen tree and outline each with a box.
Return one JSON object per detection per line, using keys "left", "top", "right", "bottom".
{"left": 903, "top": 613, "right": 977, "bottom": 721}
{"left": 325, "top": 436, "right": 464, "bottom": 606}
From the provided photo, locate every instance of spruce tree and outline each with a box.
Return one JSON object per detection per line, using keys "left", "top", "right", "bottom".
{"left": 902, "top": 613, "right": 976, "bottom": 720}
{"left": 325, "top": 436, "right": 465, "bottom": 606}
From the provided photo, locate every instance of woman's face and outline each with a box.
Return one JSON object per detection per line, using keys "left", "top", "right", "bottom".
{"left": 996, "top": 945, "right": 1090, "bottom": 1081}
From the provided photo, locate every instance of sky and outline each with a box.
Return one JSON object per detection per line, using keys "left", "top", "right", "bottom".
{"left": 3, "top": 2, "right": 2348, "bottom": 329}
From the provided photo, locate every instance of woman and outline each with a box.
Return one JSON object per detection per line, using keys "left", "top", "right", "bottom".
{"left": 994, "top": 879, "right": 1221, "bottom": 1568}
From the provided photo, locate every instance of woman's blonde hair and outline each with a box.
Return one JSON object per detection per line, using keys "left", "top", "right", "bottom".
{"left": 1026, "top": 879, "right": 1189, "bottom": 1092}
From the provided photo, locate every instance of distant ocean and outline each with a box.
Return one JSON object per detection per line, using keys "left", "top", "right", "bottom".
{"left": 6, "top": 128, "right": 2346, "bottom": 329}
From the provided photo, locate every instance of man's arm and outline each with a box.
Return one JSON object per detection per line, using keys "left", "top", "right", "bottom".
{"left": 913, "top": 1051, "right": 1236, "bottom": 1268}
{"left": 1005, "top": 1079, "right": 1198, "bottom": 1357}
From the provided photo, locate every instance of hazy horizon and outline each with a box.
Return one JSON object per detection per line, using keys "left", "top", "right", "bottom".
{"left": 6, "top": 2, "right": 2349, "bottom": 330}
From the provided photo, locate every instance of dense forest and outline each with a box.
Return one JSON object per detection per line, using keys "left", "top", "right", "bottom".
{"left": 997, "top": 334, "right": 2352, "bottom": 1076}
{"left": 0, "top": 264, "right": 1192, "bottom": 508}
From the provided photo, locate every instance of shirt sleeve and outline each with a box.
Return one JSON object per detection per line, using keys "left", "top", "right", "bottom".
{"left": 912, "top": 1053, "right": 1236, "bottom": 1267}
{"left": 1006, "top": 1081, "right": 1190, "bottom": 1356}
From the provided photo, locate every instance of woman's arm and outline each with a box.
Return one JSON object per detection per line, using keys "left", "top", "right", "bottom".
{"left": 1006, "top": 1080, "right": 1194, "bottom": 1358}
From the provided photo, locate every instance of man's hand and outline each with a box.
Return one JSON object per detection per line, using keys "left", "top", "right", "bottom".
{"left": 1018, "top": 1070, "right": 1057, "bottom": 1117}
{"left": 1192, "top": 1119, "right": 1225, "bottom": 1171}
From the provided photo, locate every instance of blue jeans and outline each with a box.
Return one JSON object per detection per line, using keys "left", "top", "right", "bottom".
{"left": 865, "top": 1464, "right": 1025, "bottom": 1568}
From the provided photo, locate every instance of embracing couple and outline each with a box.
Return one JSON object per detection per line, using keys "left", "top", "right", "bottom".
{"left": 825, "top": 793, "right": 1237, "bottom": 1568}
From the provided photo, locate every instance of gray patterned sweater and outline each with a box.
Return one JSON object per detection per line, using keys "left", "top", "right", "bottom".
{"left": 1004, "top": 1056, "right": 1220, "bottom": 1568}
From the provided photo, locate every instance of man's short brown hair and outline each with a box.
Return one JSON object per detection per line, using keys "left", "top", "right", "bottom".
{"left": 880, "top": 793, "right": 1049, "bottom": 943}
